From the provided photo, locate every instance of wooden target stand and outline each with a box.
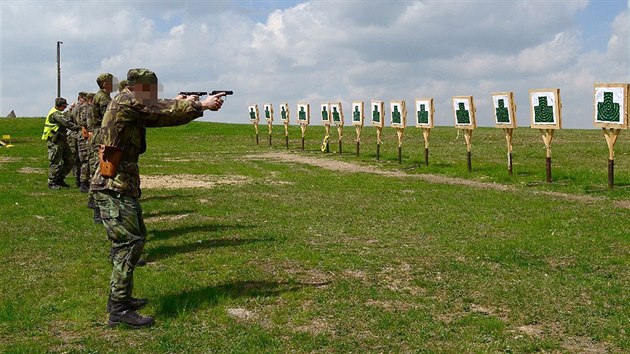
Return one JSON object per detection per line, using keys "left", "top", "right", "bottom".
{"left": 248, "top": 104, "right": 260, "bottom": 145}
{"left": 390, "top": 100, "right": 407, "bottom": 164}
{"left": 492, "top": 92, "right": 517, "bottom": 175}
{"left": 352, "top": 102, "right": 364, "bottom": 156}
{"left": 280, "top": 103, "right": 290, "bottom": 149}
{"left": 415, "top": 98, "right": 434, "bottom": 167}
{"left": 371, "top": 100, "right": 385, "bottom": 161}
{"left": 452, "top": 96, "right": 477, "bottom": 172}
{"left": 320, "top": 103, "right": 331, "bottom": 153}
{"left": 264, "top": 104, "right": 274, "bottom": 146}
{"left": 594, "top": 83, "right": 629, "bottom": 189}
{"left": 529, "top": 89, "right": 562, "bottom": 183}
{"left": 332, "top": 102, "right": 344, "bottom": 155}
{"left": 296, "top": 103, "right": 310, "bottom": 151}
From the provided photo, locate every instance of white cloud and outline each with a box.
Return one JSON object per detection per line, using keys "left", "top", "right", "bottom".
{"left": 0, "top": 0, "right": 626, "bottom": 128}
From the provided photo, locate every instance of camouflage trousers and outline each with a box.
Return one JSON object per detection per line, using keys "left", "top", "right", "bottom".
{"left": 78, "top": 137, "right": 91, "bottom": 183}
{"left": 67, "top": 134, "right": 79, "bottom": 178}
{"left": 47, "top": 138, "right": 73, "bottom": 183}
{"left": 94, "top": 190, "right": 147, "bottom": 302}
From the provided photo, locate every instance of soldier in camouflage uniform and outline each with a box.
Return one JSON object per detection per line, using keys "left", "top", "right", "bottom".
{"left": 118, "top": 79, "right": 128, "bottom": 92}
{"left": 88, "top": 74, "right": 114, "bottom": 222}
{"left": 77, "top": 93, "right": 94, "bottom": 193}
{"left": 42, "top": 98, "right": 82, "bottom": 189}
{"left": 91, "top": 68, "right": 225, "bottom": 328}
{"left": 67, "top": 92, "right": 87, "bottom": 186}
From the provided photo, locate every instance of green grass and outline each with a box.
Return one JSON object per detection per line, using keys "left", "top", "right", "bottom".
{"left": 0, "top": 118, "right": 628, "bottom": 352}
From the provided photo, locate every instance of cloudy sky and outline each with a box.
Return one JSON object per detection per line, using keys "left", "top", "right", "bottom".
{"left": 1, "top": 0, "right": 628, "bottom": 128}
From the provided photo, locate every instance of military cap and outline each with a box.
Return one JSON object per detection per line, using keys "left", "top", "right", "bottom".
{"left": 78, "top": 91, "right": 87, "bottom": 98}
{"left": 127, "top": 68, "right": 158, "bottom": 86}
{"left": 55, "top": 97, "right": 68, "bottom": 107}
{"left": 118, "top": 79, "right": 128, "bottom": 91}
{"left": 96, "top": 73, "right": 113, "bottom": 86}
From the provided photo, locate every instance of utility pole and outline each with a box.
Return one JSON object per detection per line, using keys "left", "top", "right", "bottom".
{"left": 57, "top": 41, "right": 63, "bottom": 97}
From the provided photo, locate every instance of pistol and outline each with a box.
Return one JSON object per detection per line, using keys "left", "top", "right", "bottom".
{"left": 179, "top": 91, "right": 234, "bottom": 97}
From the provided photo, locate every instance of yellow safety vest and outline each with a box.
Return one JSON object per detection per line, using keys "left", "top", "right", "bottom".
{"left": 42, "top": 107, "right": 61, "bottom": 140}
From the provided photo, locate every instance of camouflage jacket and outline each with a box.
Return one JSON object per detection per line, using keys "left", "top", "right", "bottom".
{"left": 77, "top": 102, "right": 92, "bottom": 127}
{"left": 48, "top": 109, "right": 81, "bottom": 139}
{"left": 66, "top": 104, "right": 82, "bottom": 139}
{"left": 90, "top": 89, "right": 112, "bottom": 145}
{"left": 90, "top": 88, "right": 204, "bottom": 197}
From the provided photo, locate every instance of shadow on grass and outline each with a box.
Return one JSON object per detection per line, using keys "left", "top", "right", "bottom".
{"left": 156, "top": 280, "right": 330, "bottom": 318}
{"left": 148, "top": 223, "right": 254, "bottom": 242}
{"left": 145, "top": 237, "right": 269, "bottom": 262}
{"left": 143, "top": 209, "right": 197, "bottom": 219}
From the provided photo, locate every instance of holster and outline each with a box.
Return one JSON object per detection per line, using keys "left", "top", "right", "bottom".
{"left": 81, "top": 127, "right": 90, "bottom": 139}
{"left": 98, "top": 145, "right": 123, "bottom": 178}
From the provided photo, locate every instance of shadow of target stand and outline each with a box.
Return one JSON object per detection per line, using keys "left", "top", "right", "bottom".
{"left": 594, "top": 83, "right": 629, "bottom": 189}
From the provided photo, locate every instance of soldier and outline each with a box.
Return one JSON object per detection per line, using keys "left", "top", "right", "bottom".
{"left": 41, "top": 97, "right": 81, "bottom": 189}
{"left": 68, "top": 92, "right": 87, "bottom": 186}
{"left": 91, "top": 68, "right": 225, "bottom": 328}
{"left": 77, "top": 93, "right": 94, "bottom": 192}
{"left": 118, "top": 79, "right": 127, "bottom": 92}
{"left": 88, "top": 73, "right": 114, "bottom": 222}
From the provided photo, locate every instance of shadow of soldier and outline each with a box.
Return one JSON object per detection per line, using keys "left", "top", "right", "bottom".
{"left": 156, "top": 280, "right": 331, "bottom": 318}
{"left": 148, "top": 223, "right": 255, "bottom": 242}
{"left": 144, "top": 237, "right": 270, "bottom": 262}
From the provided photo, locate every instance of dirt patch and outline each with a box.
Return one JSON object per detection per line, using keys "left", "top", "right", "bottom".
{"left": 140, "top": 174, "right": 251, "bottom": 189}
{"left": 0, "top": 156, "right": 20, "bottom": 163}
{"left": 516, "top": 324, "right": 545, "bottom": 337}
{"left": 227, "top": 307, "right": 256, "bottom": 321}
{"left": 294, "top": 318, "right": 332, "bottom": 335}
{"left": 562, "top": 336, "right": 610, "bottom": 353}
{"left": 247, "top": 152, "right": 629, "bottom": 209}
{"left": 17, "top": 166, "right": 45, "bottom": 174}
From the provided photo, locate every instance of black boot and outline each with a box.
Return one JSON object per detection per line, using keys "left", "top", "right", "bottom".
{"left": 93, "top": 207, "right": 102, "bottom": 224}
{"left": 107, "top": 297, "right": 148, "bottom": 313}
{"left": 108, "top": 301, "right": 154, "bottom": 328}
{"left": 48, "top": 181, "right": 61, "bottom": 190}
{"left": 79, "top": 182, "right": 89, "bottom": 193}
{"left": 56, "top": 179, "right": 71, "bottom": 188}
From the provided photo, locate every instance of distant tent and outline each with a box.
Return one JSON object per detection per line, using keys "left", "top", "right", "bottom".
{"left": 6, "top": 110, "right": 16, "bottom": 118}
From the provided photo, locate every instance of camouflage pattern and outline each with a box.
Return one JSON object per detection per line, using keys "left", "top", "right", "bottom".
{"left": 46, "top": 109, "right": 80, "bottom": 182}
{"left": 67, "top": 103, "right": 82, "bottom": 178}
{"left": 93, "top": 190, "right": 146, "bottom": 302}
{"left": 91, "top": 83, "right": 203, "bottom": 304}
{"left": 77, "top": 101, "right": 93, "bottom": 183}
{"left": 90, "top": 87, "right": 203, "bottom": 197}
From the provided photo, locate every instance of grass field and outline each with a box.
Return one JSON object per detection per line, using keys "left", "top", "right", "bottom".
{"left": 0, "top": 117, "right": 628, "bottom": 353}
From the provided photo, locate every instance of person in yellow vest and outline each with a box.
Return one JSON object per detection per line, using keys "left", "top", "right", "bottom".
{"left": 42, "top": 97, "right": 81, "bottom": 189}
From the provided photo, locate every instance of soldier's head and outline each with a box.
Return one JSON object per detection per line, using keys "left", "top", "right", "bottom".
{"left": 127, "top": 68, "right": 158, "bottom": 106}
{"left": 118, "top": 80, "right": 128, "bottom": 92}
{"left": 78, "top": 91, "right": 87, "bottom": 103}
{"left": 96, "top": 73, "right": 114, "bottom": 92}
{"left": 86, "top": 92, "right": 95, "bottom": 103}
{"left": 55, "top": 97, "right": 68, "bottom": 110}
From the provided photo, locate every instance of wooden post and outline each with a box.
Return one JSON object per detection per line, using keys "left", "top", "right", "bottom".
{"left": 284, "top": 122, "right": 289, "bottom": 149}
{"left": 268, "top": 122, "right": 272, "bottom": 146}
{"left": 337, "top": 125, "right": 343, "bottom": 155}
{"left": 300, "top": 125, "right": 307, "bottom": 151}
{"left": 504, "top": 128, "right": 514, "bottom": 175}
{"left": 603, "top": 128, "right": 621, "bottom": 188}
{"left": 254, "top": 122, "right": 259, "bottom": 145}
{"left": 422, "top": 128, "right": 430, "bottom": 166}
{"left": 355, "top": 125, "right": 362, "bottom": 157}
{"left": 464, "top": 129, "right": 473, "bottom": 172}
{"left": 376, "top": 127, "right": 382, "bottom": 161}
{"left": 396, "top": 128, "right": 404, "bottom": 164}
{"left": 540, "top": 129, "right": 554, "bottom": 183}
